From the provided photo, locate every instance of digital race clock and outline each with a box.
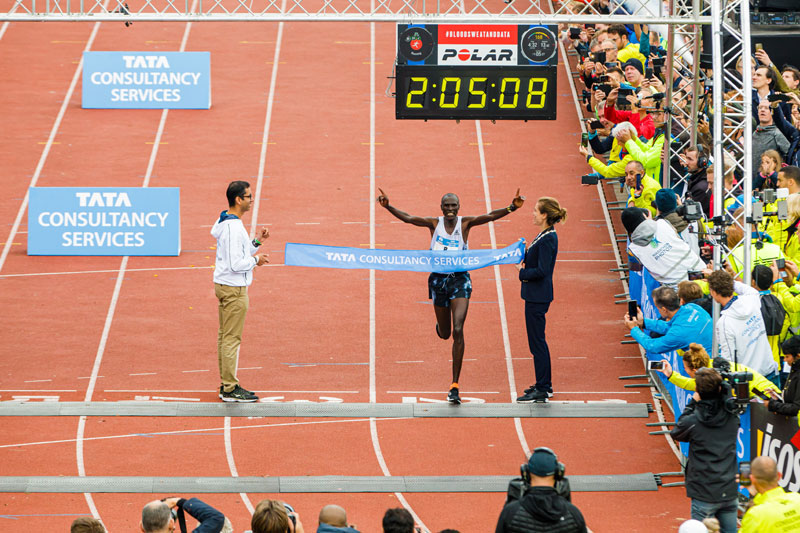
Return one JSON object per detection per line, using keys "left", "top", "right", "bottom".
{"left": 395, "top": 65, "right": 557, "bottom": 120}
{"left": 395, "top": 23, "right": 558, "bottom": 121}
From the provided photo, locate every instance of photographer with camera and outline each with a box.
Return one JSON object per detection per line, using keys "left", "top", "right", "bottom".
{"left": 251, "top": 499, "right": 305, "bottom": 533}
{"left": 653, "top": 189, "right": 701, "bottom": 256}
{"left": 739, "top": 456, "right": 800, "bottom": 532}
{"left": 669, "top": 368, "right": 739, "bottom": 533}
{"left": 495, "top": 448, "right": 587, "bottom": 532}
{"left": 140, "top": 497, "right": 226, "bottom": 533}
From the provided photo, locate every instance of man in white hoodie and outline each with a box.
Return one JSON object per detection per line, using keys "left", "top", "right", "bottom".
{"left": 707, "top": 269, "right": 780, "bottom": 385}
{"left": 621, "top": 206, "right": 706, "bottom": 289}
{"left": 211, "top": 180, "right": 269, "bottom": 402}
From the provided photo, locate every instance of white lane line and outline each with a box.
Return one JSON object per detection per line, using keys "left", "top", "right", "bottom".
{"left": 295, "top": 222, "right": 321, "bottom": 225}
{"left": 247, "top": 1, "right": 284, "bottom": 239}
{"left": 0, "top": 417, "right": 408, "bottom": 449}
{"left": 76, "top": 8, "right": 196, "bottom": 525}
{"left": 0, "top": 264, "right": 284, "bottom": 279}
{"left": 103, "top": 389, "right": 360, "bottom": 393}
{"left": 181, "top": 369, "right": 209, "bottom": 373}
{"left": 387, "top": 390, "right": 500, "bottom": 394}
{"left": 0, "top": 2, "right": 19, "bottom": 41}
{"left": 129, "top": 372, "right": 157, "bottom": 376}
{"left": 0, "top": 389, "right": 77, "bottom": 392}
{"left": 23, "top": 379, "right": 52, "bottom": 383}
{"left": 0, "top": 8, "right": 108, "bottom": 276}
{"left": 473, "top": 122, "right": 531, "bottom": 458}
{"left": 151, "top": 396, "right": 201, "bottom": 402}
{"left": 238, "top": 367, "right": 263, "bottom": 370}
{"left": 368, "top": 18, "right": 427, "bottom": 532}
{"left": 235, "top": 2, "right": 286, "bottom": 516}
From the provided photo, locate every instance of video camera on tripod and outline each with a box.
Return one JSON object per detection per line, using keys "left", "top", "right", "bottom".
{"left": 712, "top": 356, "right": 753, "bottom": 415}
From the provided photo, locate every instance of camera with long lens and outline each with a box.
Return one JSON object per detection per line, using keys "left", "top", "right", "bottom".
{"left": 675, "top": 198, "right": 704, "bottom": 221}
{"left": 712, "top": 357, "right": 753, "bottom": 413}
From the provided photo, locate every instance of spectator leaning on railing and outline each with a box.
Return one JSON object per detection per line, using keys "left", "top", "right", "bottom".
{"left": 655, "top": 343, "right": 779, "bottom": 400}
{"left": 621, "top": 206, "right": 706, "bottom": 289}
{"left": 623, "top": 286, "right": 712, "bottom": 356}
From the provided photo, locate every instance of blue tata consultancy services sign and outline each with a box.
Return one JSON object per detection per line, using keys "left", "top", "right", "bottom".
{"left": 28, "top": 187, "right": 181, "bottom": 256}
{"left": 82, "top": 51, "right": 211, "bottom": 109}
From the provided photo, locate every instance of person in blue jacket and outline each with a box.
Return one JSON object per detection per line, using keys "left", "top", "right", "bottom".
{"left": 516, "top": 197, "right": 567, "bottom": 403}
{"left": 623, "top": 285, "right": 713, "bottom": 356}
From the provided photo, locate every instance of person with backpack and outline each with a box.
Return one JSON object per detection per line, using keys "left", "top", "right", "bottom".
{"left": 752, "top": 265, "right": 790, "bottom": 373}
{"left": 707, "top": 269, "right": 780, "bottom": 386}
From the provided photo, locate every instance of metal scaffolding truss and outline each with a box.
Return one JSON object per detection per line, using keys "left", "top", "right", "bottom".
{"left": 1, "top": 0, "right": 714, "bottom": 22}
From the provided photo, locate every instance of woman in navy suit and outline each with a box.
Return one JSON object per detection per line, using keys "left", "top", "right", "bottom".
{"left": 516, "top": 197, "right": 567, "bottom": 403}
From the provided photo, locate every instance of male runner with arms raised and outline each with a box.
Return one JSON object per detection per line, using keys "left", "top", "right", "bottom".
{"left": 377, "top": 188, "right": 525, "bottom": 403}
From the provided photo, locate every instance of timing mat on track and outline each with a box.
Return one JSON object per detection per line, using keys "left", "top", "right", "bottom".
{"left": 0, "top": 401, "right": 650, "bottom": 418}
{"left": 0, "top": 474, "right": 660, "bottom": 493}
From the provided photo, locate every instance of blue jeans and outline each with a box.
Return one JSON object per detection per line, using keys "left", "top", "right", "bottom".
{"left": 691, "top": 498, "right": 738, "bottom": 533}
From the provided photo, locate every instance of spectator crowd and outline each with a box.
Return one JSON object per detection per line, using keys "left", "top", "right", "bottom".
{"left": 564, "top": 14, "right": 800, "bottom": 533}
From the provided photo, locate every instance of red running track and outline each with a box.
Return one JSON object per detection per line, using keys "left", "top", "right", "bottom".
{"left": 0, "top": 11, "right": 691, "bottom": 532}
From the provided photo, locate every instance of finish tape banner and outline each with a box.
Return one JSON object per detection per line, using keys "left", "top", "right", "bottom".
{"left": 82, "top": 51, "right": 211, "bottom": 109}
{"left": 28, "top": 187, "right": 180, "bottom": 256}
{"left": 284, "top": 240, "right": 525, "bottom": 272}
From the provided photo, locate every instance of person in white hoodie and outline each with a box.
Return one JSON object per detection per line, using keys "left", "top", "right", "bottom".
{"left": 706, "top": 269, "right": 780, "bottom": 385}
{"left": 211, "top": 180, "right": 269, "bottom": 403}
{"left": 621, "top": 206, "right": 706, "bottom": 289}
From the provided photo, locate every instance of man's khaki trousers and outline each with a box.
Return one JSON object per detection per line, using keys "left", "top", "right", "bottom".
{"left": 215, "top": 283, "right": 249, "bottom": 392}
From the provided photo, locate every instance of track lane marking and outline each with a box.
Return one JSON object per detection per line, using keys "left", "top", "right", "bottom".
{"left": 368, "top": 16, "right": 428, "bottom": 532}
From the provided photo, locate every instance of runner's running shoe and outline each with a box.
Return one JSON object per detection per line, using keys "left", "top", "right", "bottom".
{"left": 447, "top": 386, "right": 461, "bottom": 405}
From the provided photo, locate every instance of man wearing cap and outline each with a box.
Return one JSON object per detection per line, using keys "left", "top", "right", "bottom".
{"left": 621, "top": 206, "right": 706, "bottom": 288}
{"left": 495, "top": 449, "right": 588, "bottom": 532}
{"left": 622, "top": 58, "right": 645, "bottom": 88}
{"left": 654, "top": 188, "right": 700, "bottom": 256}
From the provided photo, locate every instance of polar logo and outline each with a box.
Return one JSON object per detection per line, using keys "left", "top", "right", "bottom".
{"left": 441, "top": 48, "right": 513, "bottom": 62}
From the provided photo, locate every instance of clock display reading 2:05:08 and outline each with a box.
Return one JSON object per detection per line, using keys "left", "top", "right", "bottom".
{"left": 395, "top": 65, "right": 557, "bottom": 120}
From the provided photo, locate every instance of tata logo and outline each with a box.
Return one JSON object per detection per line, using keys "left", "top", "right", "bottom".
{"left": 441, "top": 48, "right": 513, "bottom": 62}
{"left": 122, "top": 55, "right": 170, "bottom": 69}
{"left": 75, "top": 192, "right": 132, "bottom": 207}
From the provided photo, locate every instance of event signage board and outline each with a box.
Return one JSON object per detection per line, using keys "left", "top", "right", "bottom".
{"left": 28, "top": 187, "right": 180, "bottom": 256}
{"left": 82, "top": 52, "right": 211, "bottom": 109}
{"left": 395, "top": 24, "right": 557, "bottom": 120}
{"left": 284, "top": 240, "right": 525, "bottom": 273}
{"left": 751, "top": 404, "right": 800, "bottom": 492}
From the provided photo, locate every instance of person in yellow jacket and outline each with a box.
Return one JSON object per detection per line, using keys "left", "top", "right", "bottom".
{"left": 618, "top": 106, "right": 668, "bottom": 184}
{"left": 623, "top": 160, "right": 659, "bottom": 216}
{"left": 739, "top": 456, "right": 800, "bottom": 532}
{"left": 772, "top": 259, "right": 800, "bottom": 329}
{"left": 606, "top": 24, "right": 646, "bottom": 67}
{"left": 752, "top": 265, "right": 791, "bottom": 367}
{"left": 725, "top": 223, "right": 784, "bottom": 280}
{"left": 655, "top": 343, "right": 780, "bottom": 399}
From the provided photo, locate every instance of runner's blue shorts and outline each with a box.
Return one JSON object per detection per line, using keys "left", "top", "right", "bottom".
{"left": 428, "top": 272, "right": 472, "bottom": 307}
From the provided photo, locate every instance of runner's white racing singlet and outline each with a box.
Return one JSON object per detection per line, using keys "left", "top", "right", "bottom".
{"left": 430, "top": 216, "right": 468, "bottom": 251}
